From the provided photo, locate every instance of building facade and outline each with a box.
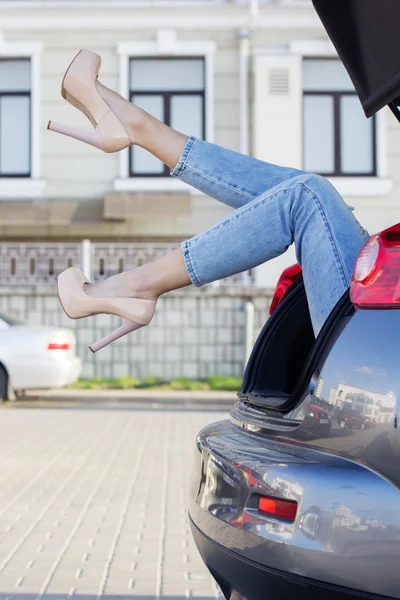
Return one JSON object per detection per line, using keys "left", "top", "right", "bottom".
{"left": 328, "top": 382, "right": 396, "bottom": 424}
{"left": 1, "top": 0, "right": 399, "bottom": 290}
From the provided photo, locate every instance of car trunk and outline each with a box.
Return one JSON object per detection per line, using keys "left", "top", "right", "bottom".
{"left": 238, "top": 278, "right": 315, "bottom": 408}
{"left": 235, "top": 273, "right": 400, "bottom": 489}
{"left": 235, "top": 0, "right": 400, "bottom": 490}
{"left": 312, "top": 0, "right": 400, "bottom": 117}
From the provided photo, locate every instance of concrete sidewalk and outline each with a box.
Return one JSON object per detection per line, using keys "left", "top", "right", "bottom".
{"left": 0, "top": 401, "right": 225, "bottom": 598}
{"left": 22, "top": 388, "right": 237, "bottom": 404}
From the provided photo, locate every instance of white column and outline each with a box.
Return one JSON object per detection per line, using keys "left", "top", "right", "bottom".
{"left": 81, "top": 239, "right": 92, "bottom": 280}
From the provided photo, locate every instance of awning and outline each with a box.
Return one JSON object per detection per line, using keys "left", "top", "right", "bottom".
{"left": 103, "top": 192, "right": 191, "bottom": 221}
{"left": 0, "top": 200, "right": 78, "bottom": 226}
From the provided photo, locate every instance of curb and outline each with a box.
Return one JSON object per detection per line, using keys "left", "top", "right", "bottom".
{"left": 22, "top": 389, "right": 237, "bottom": 404}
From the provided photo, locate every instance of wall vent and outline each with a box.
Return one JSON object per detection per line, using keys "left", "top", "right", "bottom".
{"left": 269, "top": 68, "right": 290, "bottom": 95}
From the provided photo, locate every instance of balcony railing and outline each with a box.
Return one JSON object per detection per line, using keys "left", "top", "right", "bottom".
{"left": 0, "top": 241, "right": 255, "bottom": 288}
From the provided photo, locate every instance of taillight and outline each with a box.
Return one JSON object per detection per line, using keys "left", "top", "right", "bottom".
{"left": 259, "top": 496, "right": 298, "bottom": 522}
{"left": 269, "top": 263, "right": 302, "bottom": 315}
{"left": 351, "top": 223, "right": 400, "bottom": 308}
{"left": 48, "top": 343, "right": 70, "bottom": 351}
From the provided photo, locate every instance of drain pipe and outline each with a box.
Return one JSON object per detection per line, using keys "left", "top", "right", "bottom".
{"left": 239, "top": 31, "right": 250, "bottom": 155}
{"left": 239, "top": 0, "right": 259, "bottom": 155}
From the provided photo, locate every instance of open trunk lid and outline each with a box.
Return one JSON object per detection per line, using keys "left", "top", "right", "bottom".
{"left": 312, "top": 0, "right": 400, "bottom": 117}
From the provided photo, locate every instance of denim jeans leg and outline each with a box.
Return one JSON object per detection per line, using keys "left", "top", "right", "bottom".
{"left": 171, "top": 136, "right": 304, "bottom": 209}
{"left": 181, "top": 173, "right": 368, "bottom": 335}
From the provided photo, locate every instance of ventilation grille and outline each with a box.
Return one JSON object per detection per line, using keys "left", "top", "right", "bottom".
{"left": 269, "top": 68, "right": 290, "bottom": 95}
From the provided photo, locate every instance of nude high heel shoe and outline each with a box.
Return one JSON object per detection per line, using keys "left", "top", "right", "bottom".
{"left": 57, "top": 267, "right": 156, "bottom": 353}
{"left": 48, "top": 49, "right": 131, "bottom": 153}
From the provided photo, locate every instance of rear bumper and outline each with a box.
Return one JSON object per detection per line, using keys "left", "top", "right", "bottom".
{"left": 191, "top": 518, "right": 386, "bottom": 600}
{"left": 190, "top": 418, "right": 400, "bottom": 599}
{"left": 12, "top": 356, "right": 82, "bottom": 390}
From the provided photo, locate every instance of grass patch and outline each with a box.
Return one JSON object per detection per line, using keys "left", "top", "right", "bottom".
{"left": 67, "top": 375, "right": 242, "bottom": 392}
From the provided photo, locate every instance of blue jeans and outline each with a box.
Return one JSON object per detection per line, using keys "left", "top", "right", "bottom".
{"left": 171, "top": 136, "right": 369, "bottom": 335}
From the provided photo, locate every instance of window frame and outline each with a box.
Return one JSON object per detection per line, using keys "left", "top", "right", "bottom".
{"left": 0, "top": 57, "right": 32, "bottom": 178}
{"left": 0, "top": 41, "right": 44, "bottom": 198}
{"left": 115, "top": 36, "right": 215, "bottom": 193}
{"left": 303, "top": 79, "right": 378, "bottom": 179}
{"left": 129, "top": 56, "right": 206, "bottom": 178}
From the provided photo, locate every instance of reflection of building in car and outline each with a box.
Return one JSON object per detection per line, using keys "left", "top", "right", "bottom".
{"left": 329, "top": 383, "right": 396, "bottom": 424}
{"left": 333, "top": 505, "right": 362, "bottom": 529}
{"left": 314, "top": 377, "right": 324, "bottom": 399}
{"left": 270, "top": 477, "right": 303, "bottom": 503}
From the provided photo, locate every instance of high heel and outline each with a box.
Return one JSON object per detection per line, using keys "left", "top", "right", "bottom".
{"left": 47, "top": 120, "right": 104, "bottom": 150}
{"left": 57, "top": 267, "right": 156, "bottom": 352}
{"left": 48, "top": 49, "right": 131, "bottom": 153}
{"left": 89, "top": 319, "right": 144, "bottom": 354}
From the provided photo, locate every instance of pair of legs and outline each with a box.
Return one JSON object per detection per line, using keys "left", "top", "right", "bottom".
{"left": 86, "top": 95, "right": 369, "bottom": 336}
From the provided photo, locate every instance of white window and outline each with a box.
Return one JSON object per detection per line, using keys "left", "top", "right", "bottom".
{"left": 115, "top": 36, "right": 215, "bottom": 193}
{"left": 303, "top": 59, "right": 376, "bottom": 177}
{"left": 0, "top": 59, "right": 31, "bottom": 177}
{"left": 129, "top": 57, "right": 205, "bottom": 177}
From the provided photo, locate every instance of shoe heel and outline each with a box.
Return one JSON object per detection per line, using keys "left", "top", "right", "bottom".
{"left": 47, "top": 120, "right": 104, "bottom": 151}
{"left": 89, "top": 319, "right": 143, "bottom": 353}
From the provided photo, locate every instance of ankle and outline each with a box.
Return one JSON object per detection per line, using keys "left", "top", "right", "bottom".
{"left": 125, "top": 268, "right": 160, "bottom": 301}
{"left": 130, "top": 110, "right": 153, "bottom": 149}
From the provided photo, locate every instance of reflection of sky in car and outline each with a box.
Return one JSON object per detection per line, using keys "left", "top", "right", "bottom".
{"left": 316, "top": 311, "right": 400, "bottom": 403}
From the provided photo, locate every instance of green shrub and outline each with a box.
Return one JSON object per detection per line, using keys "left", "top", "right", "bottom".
{"left": 113, "top": 377, "right": 140, "bottom": 389}
{"left": 169, "top": 378, "right": 209, "bottom": 391}
{"left": 135, "top": 376, "right": 169, "bottom": 389}
{"left": 207, "top": 375, "right": 242, "bottom": 391}
{"left": 68, "top": 375, "right": 242, "bottom": 391}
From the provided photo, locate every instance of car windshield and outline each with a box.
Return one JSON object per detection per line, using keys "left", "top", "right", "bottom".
{"left": 0, "top": 311, "right": 25, "bottom": 326}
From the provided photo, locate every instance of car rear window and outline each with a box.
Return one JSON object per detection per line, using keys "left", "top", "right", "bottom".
{"left": 292, "top": 309, "right": 400, "bottom": 423}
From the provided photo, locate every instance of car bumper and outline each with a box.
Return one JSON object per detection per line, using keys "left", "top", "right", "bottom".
{"left": 189, "top": 417, "right": 400, "bottom": 600}
{"left": 191, "top": 518, "right": 386, "bottom": 600}
{"left": 12, "top": 356, "right": 82, "bottom": 390}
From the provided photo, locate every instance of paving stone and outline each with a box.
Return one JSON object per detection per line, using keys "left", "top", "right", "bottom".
{"left": 0, "top": 402, "right": 225, "bottom": 599}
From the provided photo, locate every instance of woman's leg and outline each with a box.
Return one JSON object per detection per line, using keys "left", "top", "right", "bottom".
{"left": 88, "top": 84, "right": 369, "bottom": 335}
{"left": 170, "top": 136, "right": 303, "bottom": 209}
{"left": 180, "top": 172, "right": 369, "bottom": 334}
{"left": 97, "top": 85, "right": 304, "bottom": 209}
{"left": 87, "top": 172, "right": 368, "bottom": 336}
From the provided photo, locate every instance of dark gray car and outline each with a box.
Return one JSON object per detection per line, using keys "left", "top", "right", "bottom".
{"left": 189, "top": 5, "right": 400, "bottom": 596}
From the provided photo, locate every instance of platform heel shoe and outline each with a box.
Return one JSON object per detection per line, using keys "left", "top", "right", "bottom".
{"left": 57, "top": 267, "right": 156, "bottom": 352}
{"left": 48, "top": 49, "right": 131, "bottom": 153}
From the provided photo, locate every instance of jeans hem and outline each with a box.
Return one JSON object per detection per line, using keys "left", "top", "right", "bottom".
{"left": 181, "top": 240, "right": 202, "bottom": 287}
{"left": 170, "top": 136, "right": 197, "bottom": 178}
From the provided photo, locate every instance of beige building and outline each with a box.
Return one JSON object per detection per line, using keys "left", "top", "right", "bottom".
{"left": 329, "top": 382, "right": 396, "bottom": 424}
{"left": 0, "top": 0, "right": 399, "bottom": 289}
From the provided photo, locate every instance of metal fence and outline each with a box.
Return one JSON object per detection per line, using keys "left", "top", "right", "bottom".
{"left": 0, "top": 241, "right": 255, "bottom": 288}
{"left": 0, "top": 241, "right": 267, "bottom": 378}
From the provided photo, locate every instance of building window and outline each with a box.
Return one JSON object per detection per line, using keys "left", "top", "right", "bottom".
{"left": 129, "top": 57, "right": 205, "bottom": 177}
{"left": 0, "top": 59, "right": 31, "bottom": 177}
{"left": 303, "top": 59, "right": 376, "bottom": 177}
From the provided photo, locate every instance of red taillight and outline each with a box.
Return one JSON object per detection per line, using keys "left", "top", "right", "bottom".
{"left": 259, "top": 496, "right": 298, "bottom": 522}
{"left": 48, "top": 343, "right": 70, "bottom": 351}
{"left": 351, "top": 223, "right": 400, "bottom": 308}
{"left": 269, "top": 263, "right": 302, "bottom": 315}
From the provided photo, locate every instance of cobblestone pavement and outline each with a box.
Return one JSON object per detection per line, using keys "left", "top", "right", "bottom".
{"left": 0, "top": 400, "right": 227, "bottom": 599}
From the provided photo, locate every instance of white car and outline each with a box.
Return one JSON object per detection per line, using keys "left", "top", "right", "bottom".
{"left": 0, "top": 311, "right": 82, "bottom": 400}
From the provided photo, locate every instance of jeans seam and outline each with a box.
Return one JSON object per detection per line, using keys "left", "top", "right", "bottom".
{"left": 301, "top": 183, "right": 350, "bottom": 288}
{"left": 182, "top": 240, "right": 202, "bottom": 287}
{"left": 179, "top": 164, "right": 257, "bottom": 201}
{"left": 170, "top": 136, "right": 197, "bottom": 178}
